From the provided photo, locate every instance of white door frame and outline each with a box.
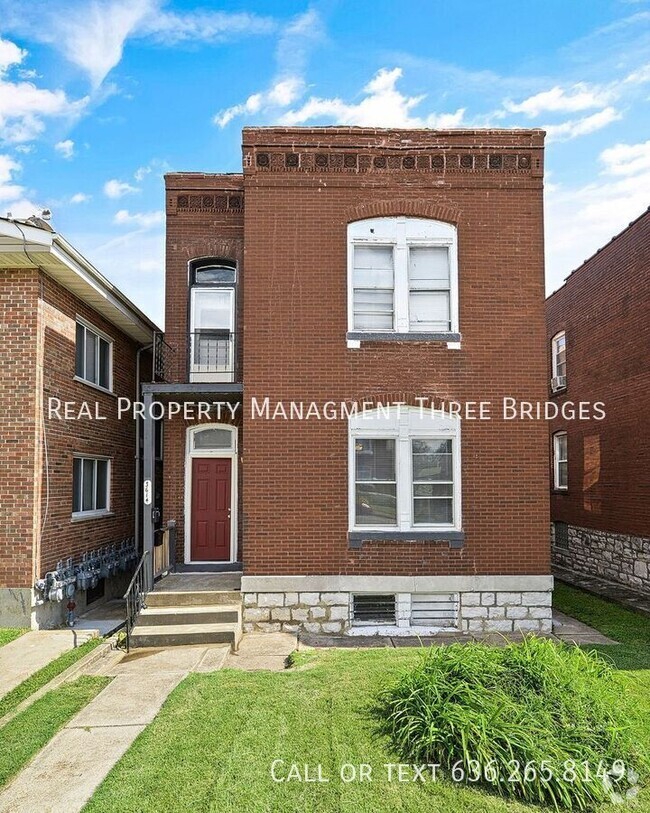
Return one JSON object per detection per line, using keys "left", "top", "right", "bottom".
{"left": 184, "top": 425, "right": 238, "bottom": 564}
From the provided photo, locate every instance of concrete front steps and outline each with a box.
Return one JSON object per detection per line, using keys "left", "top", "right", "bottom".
{"left": 130, "top": 590, "right": 242, "bottom": 650}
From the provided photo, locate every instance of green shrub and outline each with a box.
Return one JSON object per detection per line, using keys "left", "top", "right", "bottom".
{"left": 379, "top": 637, "right": 643, "bottom": 810}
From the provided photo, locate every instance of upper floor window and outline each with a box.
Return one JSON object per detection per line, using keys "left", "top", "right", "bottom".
{"left": 347, "top": 217, "right": 459, "bottom": 336}
{"left": 553, "top": 432, "right": 568, "bottom": 491}
{"left": 349, "top": 406, "right": 461, "bottom": 532}
{"left": 189, "top": 258, "right": 236, "bottom": 383}
{"left": 75, "top": 319, "right": 112, "bottom": 391}
{"left": 191, "top": 259, "right": 236, "bottom": 285}
{"left": 551, "top": 331, "right": 567, "bottom": 392}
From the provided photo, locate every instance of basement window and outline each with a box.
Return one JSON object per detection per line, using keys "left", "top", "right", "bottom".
{"left": 75, "top": 319, "right": 113, "bottom": 391}
{"left": 410, "top": 593, "right": 459, "bottom": 627}
{"left": 352, "top": 594, "right": 396, "bottom": 625}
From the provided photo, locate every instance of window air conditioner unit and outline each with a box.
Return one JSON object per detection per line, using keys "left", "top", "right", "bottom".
{"left": 551, "top": 375, "right": 566, "bottom": 392}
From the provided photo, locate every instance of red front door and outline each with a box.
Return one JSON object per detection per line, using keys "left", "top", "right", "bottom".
{"left": 191, "top": 458, "right": 231, "bottom": 561}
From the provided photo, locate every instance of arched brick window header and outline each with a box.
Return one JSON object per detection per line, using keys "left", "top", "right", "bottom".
{"left": 346, "top": 199, "right": 461, "bottom": 225}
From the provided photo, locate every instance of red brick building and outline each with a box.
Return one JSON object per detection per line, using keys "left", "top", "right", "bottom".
{"left": 148, "top": 127, "right": 553, "bottom": 635}
{"left": 0, "top": 216, "right": 157, "bottom": 628}
{"left": 547, "top": 208, "right": 650, "bottom": 594}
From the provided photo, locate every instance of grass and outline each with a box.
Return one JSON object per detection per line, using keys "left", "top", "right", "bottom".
{"left": 0, "top": 637, "right": 101, "bottom": 720}
{"left": 0, "top": 675, "right": 110, "bottom": 787}
{"left": 83, "top": 587, "right": 650, "bottom": 813}
{"left": 0, "top": 628, "right": 27, "bottom": 648}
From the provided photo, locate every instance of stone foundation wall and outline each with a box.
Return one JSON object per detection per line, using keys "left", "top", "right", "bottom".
{"left": 459, "top": 591, "right": 553, "bottom": 634}
{"left": 552, "top": 523, "right": 650, "bottom": 593}
{"left": 243, "top": 589, "right": 553, "bottom": 635}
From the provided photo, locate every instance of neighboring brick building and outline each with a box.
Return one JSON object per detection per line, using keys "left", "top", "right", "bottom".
{"left": 547, "top": 208, "right": 650, "bottom": 594}
{"left": 0, "top": 216, "right": 157, "bottom": 627}
{"left": 148, "top": 126, "right": 553, "bottom": 636}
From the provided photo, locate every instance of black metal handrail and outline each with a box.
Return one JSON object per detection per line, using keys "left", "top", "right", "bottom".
{"left": 123, "top": 550, "right": 151, "bottom": 651}
{"left": 152, "top": 330, "right": 236, "bottom": 382}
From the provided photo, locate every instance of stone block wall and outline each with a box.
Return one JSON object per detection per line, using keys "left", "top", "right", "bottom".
{"left": 459, "top": 590, "right": 553, "bottom": 634}
{"left": 553, "top": 523, "right": 650, "bottom": 593}
{"left": 243, "top": 589, "right": 553, "bottom": 635}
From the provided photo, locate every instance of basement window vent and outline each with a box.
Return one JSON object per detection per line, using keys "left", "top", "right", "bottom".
{"left": 352, "top": 594, "right": 396, "bottom": 625}
{"left": 410, "top": 593, "right": 459, "bottom": 627}
{"left": 553, "top": 521, "right": 569, "bottom": 549}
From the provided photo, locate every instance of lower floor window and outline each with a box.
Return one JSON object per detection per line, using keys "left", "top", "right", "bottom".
{"left": 553, "top": 432, "right": 568, "bottom": 490}
{"left": 350, "top": 407, "right": 461, "bottom": 531}
{"left": 73, "top": 456, "right": 110, "bottom": 516}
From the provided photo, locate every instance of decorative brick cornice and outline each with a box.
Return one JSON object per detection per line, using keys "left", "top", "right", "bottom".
{"left": 168, "top": 192, "right": 244, "bottom": 215}
{"left": 243, "top": 148, "right": 539, "bottom": 176}
{"left": 346, "top": 199, "right": 461, "bottom": 224}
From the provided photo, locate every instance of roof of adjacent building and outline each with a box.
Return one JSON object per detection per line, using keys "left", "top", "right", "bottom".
{"left": 0, "top": 215, "right": 159, "bottom": 344}
{"left": 547, "top": 205, "right": 650, "bottom": 301}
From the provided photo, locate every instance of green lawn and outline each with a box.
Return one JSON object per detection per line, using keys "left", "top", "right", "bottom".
{"left": 84, "top": 587, "right": 650, "bottom": 813}
{"left": 0, "top": 637, "right": 101, "bottom": 719}
{"left": 0, "top": 676, "right": 110, "bottom": 787}
{"left": 0, "top": 629, "right": 27, "bottom": 648}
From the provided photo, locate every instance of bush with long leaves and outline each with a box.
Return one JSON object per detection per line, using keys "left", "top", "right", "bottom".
{"left": 378, "top": 637, "right": 643, "bottom": 809}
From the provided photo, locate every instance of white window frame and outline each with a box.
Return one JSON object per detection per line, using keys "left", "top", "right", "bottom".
{"left": 348, "top": 406, "right": 462, "bottom": 533}
{"left": 72, "top": 455, "right": 111, "bottom": 520}
{"left": 347, "top": 217, "right": 459, "bottom": 336}
{"left": 74, "top": 317, "right": 113, "bottom": 393}
{"left": 189, "top": 286, "right": 235, "bottom": 382}
{"left": 553, "top": 432, "right": 568, "bottom": 491}
{"left": 551, "top": 331, "right": 567, "bottom": 382}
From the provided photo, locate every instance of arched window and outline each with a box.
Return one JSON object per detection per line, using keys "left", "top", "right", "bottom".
{"left": 191, "top": 425, "right": 236, "bottom": 452}
{"left": 348, "top": 406, "right": 461, "bottom": 532}
{"left": 188, "top": 258, "right": 237, "bottom": 382}
{"left": 347, "top": 217, "right": 459, "bottom": 338}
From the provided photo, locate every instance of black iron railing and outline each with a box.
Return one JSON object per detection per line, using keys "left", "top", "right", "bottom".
{"left": 123, "top": 550, "right": 151, "bottom": 651}
{"left": 152, "top": 331, "right": 235, "bottom": 382}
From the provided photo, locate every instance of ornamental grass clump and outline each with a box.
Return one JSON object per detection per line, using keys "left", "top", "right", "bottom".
{"left": 379, "top": 637, "right": 642, "bottom": 810}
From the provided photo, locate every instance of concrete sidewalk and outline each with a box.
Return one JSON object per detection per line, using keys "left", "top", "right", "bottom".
{"left": 0, "top": 629, "right": 95, "bottom": 700}
{"left": 0, "top": 644, "right": 229, "bottom": 813}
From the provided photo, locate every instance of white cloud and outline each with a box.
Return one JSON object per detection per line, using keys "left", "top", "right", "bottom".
{"left": 217, "top": 65, "right": 466, "bottom": 129}
{"left": 113, "top": 208, "right": 164, "bottom": 228}
{"left": 280, "top": 68, "right": 464, "bottom": 128}
{"left": 0, "top": 1, "right": 277, "bottom": 89}
{"left": 0, "top": 37, "right": 26, "bottom": 72}
{"left": 545, "top": 137, "right": 650, "bottom": 292}
{"left": 543, "top": 107, "right": 621, "bottom": 142}
{"left": 0, "top": 37, "right": 89, "bottom": 144}
{"left": 0, "top": 153, "right": 39, "bottom": 217}
{"left": 599, "top": 138, "right": 650, "bottom": 175}
{"left": 139, "top": 7, "right": 276, "bottom": 45}
{"left": 55, "top": 138, "right": 74, "bottom": 158}
{"left": 70, "top": 192, "right": 90, "bottom": 204}
{"left": 503, "top": 83, "right": 613, "bottom": 117}
{"left": 103, "top": 179, "right": 139, "bottom": 199}
{"left": 215, "top": 77, "right": 304, "bottom": 127}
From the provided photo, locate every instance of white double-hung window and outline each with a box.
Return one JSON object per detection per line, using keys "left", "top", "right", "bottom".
{"left": 349, "top": 406, "right": 461, "bottom": 533}
{"left": 348, "top": 217, "right": 459, "bottom": 337}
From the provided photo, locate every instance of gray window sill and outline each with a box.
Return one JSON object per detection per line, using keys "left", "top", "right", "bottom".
{"left": 346, "top": 331, "right": 461, "bottom": 343}
{"left": 71, "top": 511, "right": 115, "bottom": 523}
{"left": 348, "top": 530, "right": 465, "bottom": 550}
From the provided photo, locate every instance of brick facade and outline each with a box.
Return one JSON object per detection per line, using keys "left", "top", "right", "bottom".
{"left": 0, "top": 258, "right": 153, "bottom": 627}
{"left": 547, "top": 208, "right": 650, "bottom": 588}
{"left": 163, "top": 127, "right": 553, "bottom": 633}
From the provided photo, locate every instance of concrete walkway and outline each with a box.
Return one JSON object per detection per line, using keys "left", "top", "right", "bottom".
{"left": 0, "top": 629, "right": 95, "bottom": 700}
{"left": 0, "top": 644, "right": 230, "bottom": 813}
{"left": 555, "top": 568, "right": 650, "bottom": 617}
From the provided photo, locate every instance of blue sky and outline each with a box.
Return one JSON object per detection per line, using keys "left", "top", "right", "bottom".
{"left": 1, "top": 0, "right": 649, "bottom": 325}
